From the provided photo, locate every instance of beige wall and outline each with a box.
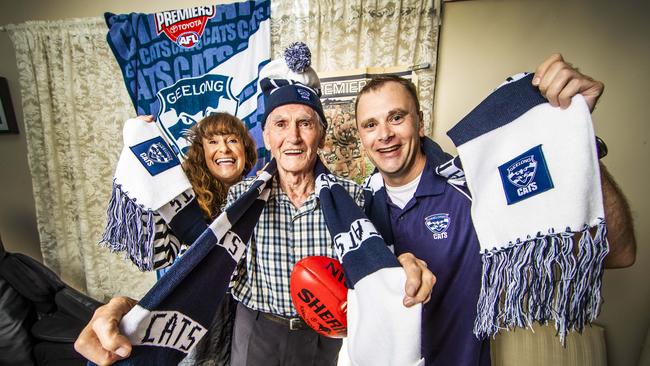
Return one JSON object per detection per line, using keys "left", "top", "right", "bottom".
{"left": 0, "top": 0, "right": 647, "bottom": 365}
{"left": 434, "top": 1, "right": 650, "bottom": 365}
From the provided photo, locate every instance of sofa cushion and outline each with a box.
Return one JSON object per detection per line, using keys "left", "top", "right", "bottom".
{"left": 0, "top": 277, "right": 36, "bottom": 365}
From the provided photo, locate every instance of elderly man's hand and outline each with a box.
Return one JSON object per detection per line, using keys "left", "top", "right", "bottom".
{"left": 532, "top": 53, "right": 604, "bottom": 112}
{"left": 74, "top": 296, "right": 137, "bottom": 365}
{"left": 397, "top": 252, "right": 436, "bottom": 307}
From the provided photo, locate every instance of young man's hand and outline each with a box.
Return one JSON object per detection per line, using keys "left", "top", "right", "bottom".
{"left": 533, "top": 53, "right": 604, "bottom": 112}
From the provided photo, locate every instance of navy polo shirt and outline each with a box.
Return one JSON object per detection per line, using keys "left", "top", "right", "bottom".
{"left": 387, "top": 158, "right": 490, "bottom": 366}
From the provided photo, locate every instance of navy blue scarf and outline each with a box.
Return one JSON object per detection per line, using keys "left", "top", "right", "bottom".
{"left": 99, "top": 159, "right": 422, "bottom": 365}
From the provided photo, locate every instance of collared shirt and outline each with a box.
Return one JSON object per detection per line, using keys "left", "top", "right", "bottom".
{"left": 365, "top": 146, "right": 490, "bottom": 366}
{"left": 385, "top": 156, "right": 490, "bottom": 366}
{"left": 226, "top": 175, "right": 364, "bottom": 317}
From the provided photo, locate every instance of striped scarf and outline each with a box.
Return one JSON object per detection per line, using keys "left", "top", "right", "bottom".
{"left": 100, "top": 156, "right": 423, "bottom": 365}
{"left": 447, "top": 73, "right": 608, "bottom": 344}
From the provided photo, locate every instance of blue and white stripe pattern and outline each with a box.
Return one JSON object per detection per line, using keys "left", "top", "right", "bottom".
{"left": 97, "top": 162, "right": 275, "bottom": 366}
{"left": 447, "top": 73, "right": 609, "bottom": 344}
{"left": 100, "top": 158, "right": 423, "bottom": 365}
{"left": 100, "top": 118, "right": 193, "bottom": 272}
{"left": 315, "top": 161, "right": 423, "bottom": 366}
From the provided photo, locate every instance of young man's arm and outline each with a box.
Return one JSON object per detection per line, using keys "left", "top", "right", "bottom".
{"left": 600, "top": 163, "right": 637, "bottom": 268}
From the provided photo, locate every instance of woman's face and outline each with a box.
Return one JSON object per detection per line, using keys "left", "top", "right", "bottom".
{"left": 202, "top": 133, "right": 247, "bottom": 186}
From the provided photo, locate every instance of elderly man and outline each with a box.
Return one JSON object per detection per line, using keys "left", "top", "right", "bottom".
{"left": 75, "top": 45, "right": 433, "bottom": 366}
{"left": 225, "top": 45, "right": 434, "bottom": 365}
{"left": 355, "top": 54, "right": 636, "bottom": 366}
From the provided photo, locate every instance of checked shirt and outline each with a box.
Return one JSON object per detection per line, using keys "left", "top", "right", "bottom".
{"left": 227, "top": 175, "right": 365, "bottom": 317}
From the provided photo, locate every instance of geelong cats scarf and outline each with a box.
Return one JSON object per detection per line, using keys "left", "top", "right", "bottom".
{"left": 98, "top": 138, "right": 423, "bottom": 365}
{"left": 96, "top": 161, "right": 274, "bottom": 366}
{"left": 447, "top": 73, "right": 608, "bottom": 344}
{"left": 315, "top": 162, "right": 423, "bottom": 366}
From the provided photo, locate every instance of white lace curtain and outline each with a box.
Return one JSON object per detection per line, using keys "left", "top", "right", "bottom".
{"left": 5, "top": 19, "right": 156, "bottom": 301}
{"left": 272, "top": 0, "right": 440, "bottom": 136}
{"left": 5, "top": 0, "right": 440, "bottom": 301}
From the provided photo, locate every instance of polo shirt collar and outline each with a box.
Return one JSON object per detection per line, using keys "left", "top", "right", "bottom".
{"left": 384, "top": 145, "right": 447, "bottom": 213}
{"left": 413, "top": 154, "right": 446, "bottom": 198}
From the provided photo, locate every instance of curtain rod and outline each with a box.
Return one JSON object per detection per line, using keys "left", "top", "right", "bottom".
{"left": 410, "top": 63, "right": 431, "bottom": 71}
{"left": 0, "top": 17, "right": 105, "bottom": 33}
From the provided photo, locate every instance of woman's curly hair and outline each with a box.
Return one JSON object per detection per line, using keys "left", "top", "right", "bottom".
{"left": 183, "top": 113, "right": 257, "bottom": 219}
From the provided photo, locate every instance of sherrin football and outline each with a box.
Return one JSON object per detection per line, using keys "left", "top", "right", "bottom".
{"left": 290, "top": 256, "right": 348, "bottom": 338}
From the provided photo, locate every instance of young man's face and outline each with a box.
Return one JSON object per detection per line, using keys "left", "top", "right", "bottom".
{"left": 356, "top": 81, "right": 426, "bottom": 186}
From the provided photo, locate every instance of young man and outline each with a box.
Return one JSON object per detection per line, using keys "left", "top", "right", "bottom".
{"left": 355, "top": 53, "right": 636, "bottom": 365}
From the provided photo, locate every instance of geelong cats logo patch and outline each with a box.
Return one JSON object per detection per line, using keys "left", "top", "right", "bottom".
{"left": 498, "top": 145, "right": 554, "bottom": 205}
{"left": 130, "top": 136, "right": 180, "bottom": 176}
{"left": 425, "top": 213, "right": 450, "bottom": 240}
{"left": 296, "top": 87, "right": 312, "bottom": 101}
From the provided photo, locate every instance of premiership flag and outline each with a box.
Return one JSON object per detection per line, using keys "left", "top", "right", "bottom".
{"left": 105, "top": 0, "right": 271, "bottom": 168}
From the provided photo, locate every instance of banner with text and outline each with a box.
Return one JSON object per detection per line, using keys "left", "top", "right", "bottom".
{"left": 106, "top": 0, "right": 271, "bottom": 168}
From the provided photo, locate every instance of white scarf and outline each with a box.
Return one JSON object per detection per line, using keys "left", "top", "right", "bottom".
{"left": 447, "top": 73, "right": 608, "bottom": 344}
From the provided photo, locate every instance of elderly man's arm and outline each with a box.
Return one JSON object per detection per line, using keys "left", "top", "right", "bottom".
{"left": 600, "top": 163, "right": 637, "bottom": 268}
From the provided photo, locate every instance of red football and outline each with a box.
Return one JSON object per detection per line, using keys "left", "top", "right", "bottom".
{"left": 290, "top": 256, "right": 348, "bottom": 338}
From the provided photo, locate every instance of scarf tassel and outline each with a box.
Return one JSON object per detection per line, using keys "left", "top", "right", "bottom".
{"left": 474, "top": 219, "right": 609, "bottom": 345}
{"left": 100, "top": 180, "right": 156, "bottom": 271}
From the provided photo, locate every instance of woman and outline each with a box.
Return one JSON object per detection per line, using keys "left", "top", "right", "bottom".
{"left": 141, "top": 113, "right": 257, "bottom": 271}
{"left": 170, "top": 113, "right": 257, "bottom": 366}
{"left": 130, "top": 113, "right": 257, "bottom": 366}
{"left": 182, "top": 113, "right": 257, "bottom": 220}
{"left": 136, "top": 112, "right": 256, "bottom": 221}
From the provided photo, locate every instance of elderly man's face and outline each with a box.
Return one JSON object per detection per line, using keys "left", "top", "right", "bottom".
{"left": 263, "top": 104, "right": 324, "bottom": 175}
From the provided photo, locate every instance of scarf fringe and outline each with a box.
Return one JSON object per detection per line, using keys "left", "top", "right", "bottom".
{"left": 99, "top": 180, "right": 156, "bottom": 271}
{"left": 474, "top": 219, "right": 609, "bottom": 345}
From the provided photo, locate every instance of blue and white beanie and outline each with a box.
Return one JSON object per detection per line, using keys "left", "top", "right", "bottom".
{"left": 259, "top": 42, "right": 327, "bottom": 129}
